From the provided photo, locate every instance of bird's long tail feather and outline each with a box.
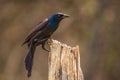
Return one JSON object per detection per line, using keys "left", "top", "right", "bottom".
{"left": 25, "top": 42, "right": 36, "bottom": 77}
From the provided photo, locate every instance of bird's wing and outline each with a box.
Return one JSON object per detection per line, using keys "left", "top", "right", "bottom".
{"left": 23, "top": 19, "right": 49, "bottom": 45}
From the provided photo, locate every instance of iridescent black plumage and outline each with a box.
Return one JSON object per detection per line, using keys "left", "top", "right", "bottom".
{"left": 23, "top": 13, "right": 69, "bottom": 77}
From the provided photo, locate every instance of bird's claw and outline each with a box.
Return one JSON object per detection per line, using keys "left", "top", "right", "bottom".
{"left": 42, "top": 47, "right": 50, "bottom": 52}
{"left": 42, "top": 42, "right": 50, "bottom": 52}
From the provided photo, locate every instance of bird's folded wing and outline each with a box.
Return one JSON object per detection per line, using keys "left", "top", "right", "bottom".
{"left": 23, "top": 19, "right": 49, "bottom": 45}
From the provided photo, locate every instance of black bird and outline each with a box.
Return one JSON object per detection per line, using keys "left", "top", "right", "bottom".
{"left": 23, "top": 12, "right": 69, "bottom": 77}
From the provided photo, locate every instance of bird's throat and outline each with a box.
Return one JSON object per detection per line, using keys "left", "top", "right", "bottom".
{"left": 48, "top": 17, "right": 59, "bottom": 30}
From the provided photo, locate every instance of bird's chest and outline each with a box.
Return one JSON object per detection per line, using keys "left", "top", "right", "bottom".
{"left": 43, "top": 26, "right": 56, "bottom": 36}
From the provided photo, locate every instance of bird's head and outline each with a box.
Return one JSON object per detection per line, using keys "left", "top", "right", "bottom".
{"left": 48, "top": 12, "right": 69, "bottom": 29}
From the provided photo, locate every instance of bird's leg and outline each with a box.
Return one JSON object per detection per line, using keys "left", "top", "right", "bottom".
{"left": 37, "top": 37, "right": 50, "bottom": 52}
{"left": 42, "top": 41, "right": 50, "bottom": 52}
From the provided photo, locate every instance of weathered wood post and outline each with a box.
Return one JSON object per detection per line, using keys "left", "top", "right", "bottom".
{"left": 48, "top": 39, "right": 84, "bottom": 80}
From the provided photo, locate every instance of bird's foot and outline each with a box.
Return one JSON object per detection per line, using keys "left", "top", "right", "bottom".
{"left": 40, "top": 39, "right": 50, "bottom": 52}
{"left": 43, "top": 48, "right": 50, "bottom": 52}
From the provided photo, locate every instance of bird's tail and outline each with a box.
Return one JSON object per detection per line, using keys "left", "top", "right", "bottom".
{"left": 25, "top": 42, "right": 36, "bottom": 77}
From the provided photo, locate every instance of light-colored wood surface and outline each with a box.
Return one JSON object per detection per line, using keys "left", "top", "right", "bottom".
{"left": 48, "top": 39, "right": 84, "bottom": 80}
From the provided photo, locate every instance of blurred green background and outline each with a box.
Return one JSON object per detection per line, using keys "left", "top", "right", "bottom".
{"left": 0, "top": 0, "right": 120, "bottom": 80}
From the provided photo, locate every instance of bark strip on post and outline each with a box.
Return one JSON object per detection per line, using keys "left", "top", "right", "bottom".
{"left": 48, "top": 39, "right": 84, "bottom": 80}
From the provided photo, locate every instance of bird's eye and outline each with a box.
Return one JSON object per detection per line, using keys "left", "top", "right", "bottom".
{"left": 58, "top": 15, "right": 61, "bottom": 17}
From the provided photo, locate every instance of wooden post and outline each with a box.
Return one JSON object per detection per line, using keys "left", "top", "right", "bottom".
{"left": 48, "top": 39, "right": 84, "bottom": 80}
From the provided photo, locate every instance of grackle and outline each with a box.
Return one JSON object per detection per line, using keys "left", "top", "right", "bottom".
{"left": 23, "top": 12, "right": 69, "bottom": 77}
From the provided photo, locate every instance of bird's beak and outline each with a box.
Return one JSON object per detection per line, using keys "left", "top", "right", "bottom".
{"left": 63, "top": 14, "right": 70, "bottom": 18}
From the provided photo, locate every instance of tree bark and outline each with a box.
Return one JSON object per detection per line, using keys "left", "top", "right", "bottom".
{"left": 48, "top": 39, "right": 84, "bottom": 80}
